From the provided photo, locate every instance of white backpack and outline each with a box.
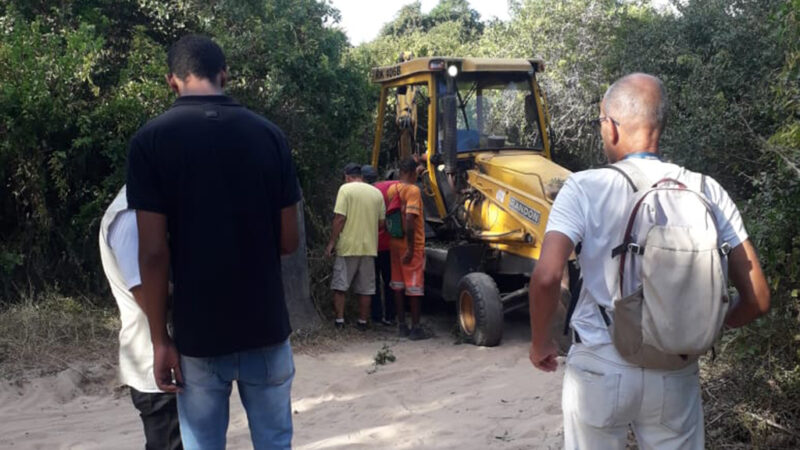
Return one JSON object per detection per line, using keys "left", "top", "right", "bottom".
{"left": 606, "top": 160, "right": 731, "bottom": 370}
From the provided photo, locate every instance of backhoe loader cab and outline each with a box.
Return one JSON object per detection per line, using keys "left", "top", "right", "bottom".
{"left": 371, "top": 56, "right": 574, "bottom": 347}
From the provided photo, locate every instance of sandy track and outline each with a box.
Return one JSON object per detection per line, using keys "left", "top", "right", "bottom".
{"left": 0, "top": 317, "right": 564, "bottom": 449}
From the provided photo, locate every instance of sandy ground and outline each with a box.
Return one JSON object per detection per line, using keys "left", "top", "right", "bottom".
{"left": 0, "top": 315, "right": 564, "bottom": 449}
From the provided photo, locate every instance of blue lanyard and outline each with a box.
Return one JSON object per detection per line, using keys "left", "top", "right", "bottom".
{"left": 622, "top": 152, "right": 661, "bottom": 161}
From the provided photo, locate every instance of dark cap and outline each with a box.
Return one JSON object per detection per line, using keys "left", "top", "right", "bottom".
{"left": 361, "top": 165, "right": 378, "bottom": 183}
{"left": 343, "top": 163, "right": 361, "bottom": 176}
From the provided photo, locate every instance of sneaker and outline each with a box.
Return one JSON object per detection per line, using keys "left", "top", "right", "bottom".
{"left": 380, "top": 318, "right": 395, "bottom": 327}
{"left": 408, "top": 326, "right": 432, "bottom": 341}
{"left": 356, "top": 321, "right": 368, "bottom": 332}
{"left": 334, "top": 321, "right": 345, "bottom": 330}
{"left": 398, "top": 323, "right": 411, "bottom": 337}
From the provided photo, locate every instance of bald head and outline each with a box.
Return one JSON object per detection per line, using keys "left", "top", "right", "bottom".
{"left": 603, "top": 73, "right": 667, "bottom": 133}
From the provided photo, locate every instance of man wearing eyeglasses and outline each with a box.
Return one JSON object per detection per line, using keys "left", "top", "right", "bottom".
{"left": 528, "top": 73, "right": 770, "bottom": 449}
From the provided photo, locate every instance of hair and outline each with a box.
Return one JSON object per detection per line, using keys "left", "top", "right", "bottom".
{"left": 167, "top": 35, "right": 227, "bottom": 82}
{"left": 398, "top": 157, "right": 417, "bottom": 175}
{"left": 603, "top": 73, "right": 668, "bottom": 132}
{"left": 361, "top": 165, "right": 378, "bottom": 183}
{"left": 343, "top": 162, "right": 361, "bottom": 177}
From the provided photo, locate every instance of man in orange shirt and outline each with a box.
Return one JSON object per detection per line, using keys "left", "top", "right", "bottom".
{"left": 388, "top": 158, "right": 430, "bottom": 340}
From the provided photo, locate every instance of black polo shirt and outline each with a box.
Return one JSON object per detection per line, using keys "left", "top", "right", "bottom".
{"left": 126, "top": 95, "right": 301, "bottom": 357}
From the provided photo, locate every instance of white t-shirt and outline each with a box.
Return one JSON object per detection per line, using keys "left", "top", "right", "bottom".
{"left": 545, "top": 158, "right": 749, "bottom": 347}
{"left": 108, "top": 210, "right": 141, "bottom": 290}
{"left": 99, "top": 188, "right": 160, "bottom": 393}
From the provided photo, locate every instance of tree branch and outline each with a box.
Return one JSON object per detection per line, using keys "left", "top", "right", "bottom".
{"left": 736, "top": 106, "right": 800, "bottom": 178}
{"left": 744, "top": 411, "right": 800, "bottom": 438}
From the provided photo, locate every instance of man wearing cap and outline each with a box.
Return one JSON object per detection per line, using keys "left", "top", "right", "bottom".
{"left": 326, "top": 163, "right": 386, "bottom": 330}
{"left": 362, "top": 164, "right": 398, "bottom": 326}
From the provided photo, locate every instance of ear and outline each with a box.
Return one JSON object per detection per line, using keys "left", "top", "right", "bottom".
{"left": 610, "top": 119, "right": 620, "bottom": 146}
{"left": 165, "top": 74, "right": 180, "bottom": 95}
{"left": 218, "top": 68, "right": 228, "bottom": 89}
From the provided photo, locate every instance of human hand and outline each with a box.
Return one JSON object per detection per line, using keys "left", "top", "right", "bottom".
{"left": 402, "top": 249, "right": 413, "bottom": 265}
{"left": 325, "top": 241, "right": 335, "bottom": 258}
{"left": 153, "top": 340, "right": 183, "bottom": 392}
{"left": 529, "top": 340, "right": 559, "bottom": 372}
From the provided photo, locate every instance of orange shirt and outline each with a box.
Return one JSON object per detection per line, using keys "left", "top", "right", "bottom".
{"left": 387, "top": 182, "right": 425, "bottom": 253}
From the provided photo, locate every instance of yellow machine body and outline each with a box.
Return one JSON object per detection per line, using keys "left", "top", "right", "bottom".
{"left": 370, "top": 56, "right": 571, "bottom": 261}
{"left": 465, "top": 152, "right": 570, "bottom": 260}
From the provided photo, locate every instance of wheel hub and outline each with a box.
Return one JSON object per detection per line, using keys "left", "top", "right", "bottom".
{"left": 459, "top": 290, "right": 476, "bottom": 335}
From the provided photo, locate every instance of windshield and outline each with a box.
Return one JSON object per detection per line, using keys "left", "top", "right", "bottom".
{"left": 439, "top": 73, "right": 544, "bottom": 152}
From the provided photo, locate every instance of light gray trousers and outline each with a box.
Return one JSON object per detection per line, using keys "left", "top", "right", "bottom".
{"left": 562, "top": 343, "right": 704, "bottom": 450}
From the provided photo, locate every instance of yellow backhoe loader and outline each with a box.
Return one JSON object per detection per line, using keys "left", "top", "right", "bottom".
{"left": 371, "top": 54, "right": 577, "bottom": 347}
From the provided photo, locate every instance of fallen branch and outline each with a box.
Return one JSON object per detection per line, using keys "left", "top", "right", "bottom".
{"left": 707, "top": 411, "right": 727, "bottom": 427}
{"left": 702, "top": 384, "right": 718, "bottom": 403}
{"left": 744, "top": 411, "right": 800, "bottom": 438}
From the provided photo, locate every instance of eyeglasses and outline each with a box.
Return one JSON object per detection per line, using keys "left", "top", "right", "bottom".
{"left": 589, "top": 115, "right": 620, "bottom": 129}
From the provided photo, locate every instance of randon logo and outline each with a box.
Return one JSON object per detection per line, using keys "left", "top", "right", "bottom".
{"left": 509, "top": 196, "right": 541, "bottom": 225}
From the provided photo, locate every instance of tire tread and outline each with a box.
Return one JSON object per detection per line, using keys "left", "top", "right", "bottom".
{"left": 458, "top": 272, "right": 503, "bottom": 347}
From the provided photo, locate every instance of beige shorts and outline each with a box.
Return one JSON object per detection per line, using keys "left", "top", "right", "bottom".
{"left": 331, "top": 256, "right": 375, "bottom": 295}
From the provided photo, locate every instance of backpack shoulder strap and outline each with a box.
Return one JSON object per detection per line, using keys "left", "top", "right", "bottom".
{"left": 389, "top": 182, "right": 402, "bottom": 199}
{"left": 607, "top": 159, "right": 652, "bottom": 192}
{"left": 606, "top": 160, "right": 655, "bottom": 300}
{"left": 603, "top": 165, "right": 638, "bottom": 192}
{"left": 700, "top": 174, "right": 707, "bottom": 196}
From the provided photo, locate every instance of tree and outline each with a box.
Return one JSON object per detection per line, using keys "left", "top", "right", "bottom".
{"left": 380, "top": 0, "right": 482, "bottom": 37}
{"left": 0, "top": 0, "right": 373, "bottom": 297}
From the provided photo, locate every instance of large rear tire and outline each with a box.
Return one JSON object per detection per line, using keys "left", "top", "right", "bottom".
{"left": 457, "top": 273, "right": 503, "bottom": 347}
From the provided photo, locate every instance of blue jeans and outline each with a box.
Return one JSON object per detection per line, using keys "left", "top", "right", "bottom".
{"left": 177, "top": 339, "right": 294, "bottom": 450}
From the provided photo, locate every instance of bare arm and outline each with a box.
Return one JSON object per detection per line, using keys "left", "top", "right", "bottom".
{"left": 326, "top": 213, "right": 346, "bottom": 257}
{"left": 404, "top": 213, "right": 416, "bottom": 252}
{"left": 280, "top": 203, "right": 299, "bottom": 255}
{"left": 137, "top": 211, "right": 170, "bottom": 344}
{"left": 136, "top": 210, "right": 181, "bottom": 392}
{"left": 130, "top": 286, "right": 145, "bottom": 310}
{"left": 529, "top": 231, "right": 574, "bottom": 372}
{"left": 725, "top": 239, "right": 770, "bottom": 328}
{"left": 402, "top": 213, "right": 417, "bottom": 264}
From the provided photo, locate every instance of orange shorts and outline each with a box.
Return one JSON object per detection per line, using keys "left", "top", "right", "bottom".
{"left": 389, "top": 245, "right": 425, "bottom": 297}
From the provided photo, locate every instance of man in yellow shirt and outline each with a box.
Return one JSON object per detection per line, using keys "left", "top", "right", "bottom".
{"left": 326, "top": 163, "right": 386, "bottom": 330}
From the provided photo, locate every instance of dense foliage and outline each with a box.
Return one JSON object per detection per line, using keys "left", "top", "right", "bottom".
{"left": 0, "top": 0, "right": 373, "bottom": 296}
{"left": 0, "top": 0, "right": 797, "bottom": 443}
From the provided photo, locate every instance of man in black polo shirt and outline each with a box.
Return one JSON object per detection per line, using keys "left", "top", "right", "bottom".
{"left": 127, "top": 35, "right": 301, "bottom": 449}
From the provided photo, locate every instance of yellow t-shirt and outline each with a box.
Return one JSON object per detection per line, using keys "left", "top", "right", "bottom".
{"left": 334, "top": 181, "right": 386, "bottom": 256}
